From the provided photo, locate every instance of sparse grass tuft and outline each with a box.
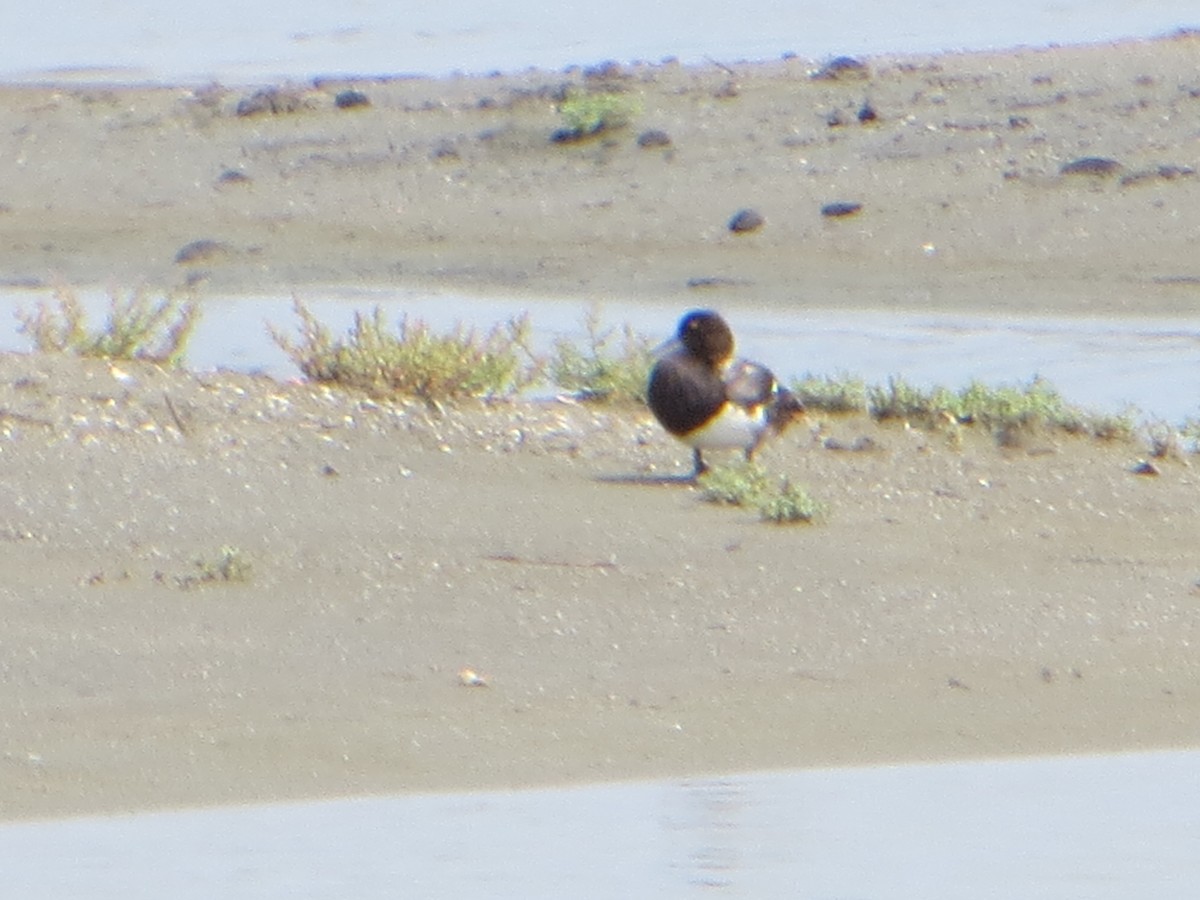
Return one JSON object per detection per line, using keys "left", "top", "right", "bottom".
{"left": 549, "top": 307, "right": 655, "bottom": 403}
{"left": 1180, "top": 418, "right": 1200, "bottom": 453}
{"left": 758, "top": 477, "right": 824, "bottom": 524}
{"left": 17, "top": 286, "right": 199, "bottom": 367}
{"left": 697, "top": 460, "right": 773, "bottom": 505}
{"left": 867, "top": 376, "right": 958, "bottom": 425}
{"left": 1145, "top": 422, "right": 1188, "bottom": 461}
{"left": 1087, "top": 411, "right": 1137, "bottom": 443}
{"left": 792, "top": 373, "right": 868, "bottom": 414}
{"left": 176, "top": 546, "right": 252, "bottom": 589}
{"left": 864, "top": 375, "right": 1132, "bottom": 442}
{"left": 553, "top": 89, "right": 640, "bottom": 141}
{"left": 698, "top": 461, "right": 823, "bottom": 524}
{"left": 270, "top": 299, "right": 540, "bottom": 403}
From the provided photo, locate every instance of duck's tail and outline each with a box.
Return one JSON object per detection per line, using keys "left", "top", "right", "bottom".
{"left": 767, "top": 386, "right": 805, "bottom": 434}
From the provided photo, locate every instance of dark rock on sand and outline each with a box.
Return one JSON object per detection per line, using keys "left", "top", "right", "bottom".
{"left": 174, "top": 239, "right": 229, "bottom": 265}
{"left": 1119, "top": 164, "right": 1195, "bottom": 186}
{"left": 216, "top": 169, "right": 251, "bottom": 186}
{"left": 728, "top": 208, "right": 765, "bottom": 233}
{"left": 812, "top": 56, "right": 870, "bottom": 81}
{"left": 334, "top": 89, "right": 371, "bottom": 110}
{"left": 430, "top": 141, "right": 461, "bottom": 161}
{"left": 637, "top": 129, "right": 672, "bottom": 148}
{"left": 821, "top": 201, "right": 863, "bottom": 218}
{"left": 1060, "top": 156, "right": 1123, "bottom": 176}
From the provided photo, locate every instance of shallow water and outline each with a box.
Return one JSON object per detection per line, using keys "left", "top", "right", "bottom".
{"left": 3, "top": 749, "right": 1198, "bottom": 898}
{"left": 4, "top": 288, "right": 1198, "bottom": 423}
{"left": 2, "top": 0, "right": 1197, "bottom": 84}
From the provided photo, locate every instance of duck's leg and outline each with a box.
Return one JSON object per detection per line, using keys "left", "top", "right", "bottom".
{"left": 745, "top": 431, "right": 768, "bottom": 463}
{"left": 692, "top": 448, "right": 709, "bottom": 480}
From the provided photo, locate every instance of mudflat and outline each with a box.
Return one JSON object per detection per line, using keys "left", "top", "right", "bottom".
{"left": 1, "top": 34, "right": 1199, "bottom": 821}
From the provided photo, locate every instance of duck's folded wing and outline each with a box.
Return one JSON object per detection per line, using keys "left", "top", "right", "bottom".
{"left": 723, "top": 360, "right": 778, "bottom": 409}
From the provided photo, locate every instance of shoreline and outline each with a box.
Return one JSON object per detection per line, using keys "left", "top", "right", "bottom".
{"left": 5, "top": 286, "right": 1200, "bottom": 425}
{"left": 4, "top": 17, "right": 1198, "bottom": 88}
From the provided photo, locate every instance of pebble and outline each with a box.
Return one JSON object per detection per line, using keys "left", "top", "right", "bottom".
{"left": 820, "top": 201, "right": 863, "bottom": 218}
{"left": 728, "top": 208, "right": 765, "bottom": 233}
{"left": 1060, "top": 156, "right": 1123, "bottom": 177}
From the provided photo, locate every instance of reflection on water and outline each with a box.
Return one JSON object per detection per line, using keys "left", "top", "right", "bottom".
{"left": 3, "top": 287, "right": 1199, "bottom": 423}
{"left": 3, "top": 749, "right": 1198, "bottom": 898}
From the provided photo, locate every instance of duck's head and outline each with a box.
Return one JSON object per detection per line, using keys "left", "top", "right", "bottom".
{"left": 676, "top": 309, "right": 735, "bottom": 367}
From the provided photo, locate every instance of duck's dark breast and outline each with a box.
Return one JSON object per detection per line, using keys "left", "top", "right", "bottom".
{"left": 647, "top": 355, "right": 728, "bottom": 436}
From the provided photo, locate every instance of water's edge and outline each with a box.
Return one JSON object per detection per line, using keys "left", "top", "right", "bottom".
{"left": 4, "top": 749, "right": 1198, "bottom": 899}
{"left": 4, "top": 288, "right": 1198, "bottom": 423}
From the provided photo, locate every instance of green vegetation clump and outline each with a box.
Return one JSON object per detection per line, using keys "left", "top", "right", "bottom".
{"left": 554, "top": 89, "right": 640, "bottom": 140}
{"left": 176, "top": 546, "right": 252, "bottom": 589}
{"left": 698, "top": 461, "right": 823, "bottom": 524}
{"left": 549, "top": 307, "right": 655, "bottom": 403}
{"left": 792, "top": 373, "right": 868, "bottom": 414}
{"left": 17, "top": 286, "right": 199, "bottom": 367}
{"left": 696, "top": 460, "right": 773, "bottom": 505}
{"left": 867, "top": 376, "right": 961, "bottom": 425}
{"left": 863, "top": 375, "right": 1132, "bottom": 441}
{"left": 758, "top": 478, "right": 825, "bottom": 524}
{"left": 270, "top": 300, "right": 539, "bottom": 403}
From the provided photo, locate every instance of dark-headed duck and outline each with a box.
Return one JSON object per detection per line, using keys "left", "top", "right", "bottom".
{"left": 647, "top": 309, "right": 804, "bottom": 478}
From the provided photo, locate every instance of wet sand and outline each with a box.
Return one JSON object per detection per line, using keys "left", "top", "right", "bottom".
{"left": 1, "top": 35, "right": 1200, "bottom": 820}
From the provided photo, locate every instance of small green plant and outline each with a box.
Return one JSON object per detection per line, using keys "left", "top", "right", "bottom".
{"left": 176, "top": 546, "right": 252, "bottom": 589}
{"left": 270, "top": 299, "right": 540, "bottom": 403}
{"left": 554, "top": 89, "right": 640, "bottom": 140}
{"left": 17, "top": 286, "right": 199, "bottom": 367}
{"left": 549, "top": 308, "right": 655, "bottom": 403}
{"left": 698, "top": 461, "right": 823, "bottom": 524}
{"left": 792, "top": 373, "right": 868, "bottom": 414}
{"left": 1087, "top": 411, "right": 1136, "bottom": 443}
{"left": 697, "top": 460, "right": 773, "bottom": 505}
{"left": 867, "top": 376, "right": 958, "bottom": 425}
{"left": 863, "top": 375, "right": 1132, "bottom": 442}
{"left": 758, "top": 477, "right": 824, "bottom": 524}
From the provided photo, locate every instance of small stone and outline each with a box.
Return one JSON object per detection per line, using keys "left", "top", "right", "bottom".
{"left": 821, "top": 201, "right": 863, "bottom": 218}
{"left": 216, "top": 169, "right": 251, "bottom": 186}
{"left": 1060, "top": 156, "right": 1123, "bottom": 177}
{"left": 637, "top": 129, "right": 672, "bottom": 148}
{"left": 857, "top": 100, "right": 878, "bottom": 123}
{"left": 334, "top": 89, "right": 371, "bottom": 110}
{"left": 728, "top": 208, "right": 764, "bottom": 233}
{"left": 174, "top": 239, "right": 229, "bottom": 264}
{"left": 1119, "top": 164, "right": 1196, "bottom": 186}
{"left": 812, "top": 56, "right": 870, "bottom": 81}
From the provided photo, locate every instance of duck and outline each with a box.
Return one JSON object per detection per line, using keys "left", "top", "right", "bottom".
{"left": 646, "top": 309, "right": 804, "bottom": 479}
